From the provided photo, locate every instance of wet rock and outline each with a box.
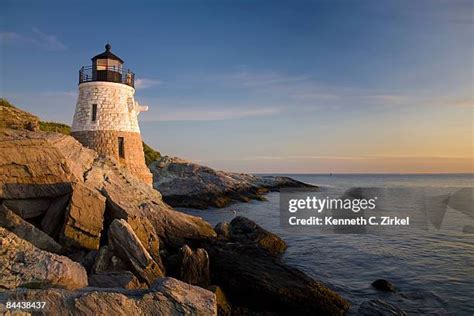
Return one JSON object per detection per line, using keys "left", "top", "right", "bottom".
{"left": 60, "top": 183, "right": 106, "bottom": 250}
{"left": 0, "top": 278, "right": 217, "bottom": 315}
{"left": 0, "top": 205, "right": 62, "bottom": 253}
{"left": 207, "top": 285, "right": 231, "bottom": 316}
{"left": 88, "top": 271, "right": 145, "bottom": 289}
{"left": 229, "top": 216, "right": 287, "bottom": 255}
{"left": 358, "top": 299, "right": 406, "bottom": 315}
{"left": 372, "top": 279, "right": 396, "bottom": 292}
{"left": 177, "top": 245, "right": 211, "bottom": 287}
{"left": 149, "top": 156, "right": 315, "bottom": 209}
{"left": 214, "top": 222, "right": 230, "bottom": 239}
{"left": 204, "top": 241, "right": 350, "bottom": 315}
{"left": 0, "top": 227, "right": 87, "bottom": 290}
{"left": 108, "top": 219, "right": 164, "bottom": 286}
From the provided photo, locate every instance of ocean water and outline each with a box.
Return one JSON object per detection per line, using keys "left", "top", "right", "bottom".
{"left": 180, "top": 174, "right": 474, "bottom": 315}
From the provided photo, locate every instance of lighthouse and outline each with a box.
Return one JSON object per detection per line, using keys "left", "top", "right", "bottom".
{"left": 72, "top": 44, "right": 153, "bottom": 185}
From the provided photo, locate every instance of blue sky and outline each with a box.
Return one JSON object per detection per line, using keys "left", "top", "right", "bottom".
{"left": 1, "top": 0, "right": 472, "bottom": 173}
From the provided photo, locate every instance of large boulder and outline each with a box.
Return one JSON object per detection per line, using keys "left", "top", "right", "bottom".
{"left": 60, "top": 183, "right": 106, "bottom": 250}
{"left": 204, "top": 241, "right": 350, "bottom": 315}
{"left": 0, "top": 227, "right": 87, "bottom": 290}
{"left": 0, "top": 278, "right": 217, "bottom": 315}
{"left": 228, "top": 216, "right": 287, "bottom": 255}
{"left": 0, "top": 130, "right": 79, "bottom": 199}
{"left": 0, "top": 205, "right": 62, "bottom": 253}
{"left": 86, "top": 158, "right": 216, "bottom": 249}
{"left": 177, "top": 245, "right": 211, "bottom": 287}
{"left": 149, "top": 156, "right": 315, "bottom": 209}
{"left": 108, "top": 219, "right": 164, "bottom": 286}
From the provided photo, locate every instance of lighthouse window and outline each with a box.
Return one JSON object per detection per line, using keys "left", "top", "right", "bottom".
{"left": 118, "top": 137, "right": 125, "bottom": 158}
{"left": 91, "top": 104, "right": 97, "bottom": 122}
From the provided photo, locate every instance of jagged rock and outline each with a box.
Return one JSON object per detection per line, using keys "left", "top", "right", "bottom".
{"left": 0, "top": 103, "right": 39, "bottom": 131}
{"left": 60, "top": 183, "right": 106, "bottom": 250}
{"left": 177, "top": 245, "right": 211, "bottom": 287}
{"left": 149, "top": 156, "right": 315, "bottom": 209}
{"left": 0, "top": 129, "right": 78, "bottom": 199}
{"left": 204, "top": 241, "right": 350, "bottom": 315}
{"left": 358, "top": 299, "right": 407, "bottom": 315}
{"left": 43, "top": 132, "right": 98, "bottom": 180}
{"left": 108, "top": 219, "right": 164, "bottom": 286}
{"left": 86, "top": 158, "right": 216, "bottom": 249}
{"left": 214, "top": 222, "right": 230, "bottom": 239}
{"left": 372, "top": 279, "right": 396, "bottom": 292}
{"left": 207, "top": 285, "right": 231, "bottom": 316}
{"left": 92, "top": 246, "right": 128, "bottom": 274}
{"left": 88, "top": 272, "right": 145, "bottom": 289}
{"left": 0, "top": 278, "right": 217, "bottom": 315}
{"left": 0, "top": 205, "right": 62, "bottom": 253}
{"left": 41, "top": 194, "right": 70, "bottom": 237}
{"left": 229, "top": 216, "right": 287, "bottom": 255}
{"left": 0, "top": 227, "right": 87, "bottom": 290}
{"left": 2, "top": 198, "right": 52, "bottom": 219}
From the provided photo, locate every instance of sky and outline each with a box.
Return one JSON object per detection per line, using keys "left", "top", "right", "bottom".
{"left": 1, "top": 0, "right": 472, "bottom": 173}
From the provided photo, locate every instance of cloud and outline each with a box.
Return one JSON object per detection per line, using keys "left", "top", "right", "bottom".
{"left": 151, "top": 107, "right": 280, "bottom": 121}
{"left": 449, "top": 98, "right": 474, "bottom": 108}
{"left": 135, "top": 78, "right": 162, "bottom": 90}
{"left": 0, "top": 28, "right": 66, "bottom": 51}
{"left": 244, "top": 155, "right": 470, "bottom": 161}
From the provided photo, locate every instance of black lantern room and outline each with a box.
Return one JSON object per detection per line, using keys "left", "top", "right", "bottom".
{"left": 79, "top": 44, "right": 135, "bottom": 87}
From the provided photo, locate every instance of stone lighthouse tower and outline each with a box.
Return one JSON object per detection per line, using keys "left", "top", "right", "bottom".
{"left": 72, "top": 44, "right": 153, "bottom": 185}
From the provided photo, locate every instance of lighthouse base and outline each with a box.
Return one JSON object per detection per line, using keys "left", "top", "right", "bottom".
{"left": 72, "top": 130, "right": 153, "bottom": 185}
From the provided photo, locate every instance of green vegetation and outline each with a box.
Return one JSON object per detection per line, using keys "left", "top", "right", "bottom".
{"left": 0, "top": 98, "right": 16, "bottom": 108}
{"left": 39, "top": 121, "right": 71, "bottom": 135}
{"left": 143, "top": 141, "right": 161, "bottom": 165}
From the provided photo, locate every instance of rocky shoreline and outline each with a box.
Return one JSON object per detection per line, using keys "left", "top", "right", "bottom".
{"left": 0, "top": 103, "right": 350, "bottom": 315}
{"left": 150, "top": 156, "right": 315, "bottom": 209}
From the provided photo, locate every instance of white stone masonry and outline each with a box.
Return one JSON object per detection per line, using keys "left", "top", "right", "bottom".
{"left": 72, "top": 81, "right": 147, "bottom": 133}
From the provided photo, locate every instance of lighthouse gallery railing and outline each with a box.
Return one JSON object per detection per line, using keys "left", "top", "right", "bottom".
{"left": 79, "top": 66, "right": 135, "bottom": 88}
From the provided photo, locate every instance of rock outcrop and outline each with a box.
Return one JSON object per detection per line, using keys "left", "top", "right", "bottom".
{"left": 0, "top": 105, "right": 351, "bottom": 315}
{"left": 228, "top": 216, "right": 287, "bottom": 255}
{"left": 108, "top": 219, "right": 164, "bottom": 286}
{"left": 86, "top": 158, "right": 217, "bottom": 249}
{"left": 61, "top": 183, "right": 106, "bottom": 250}
{"left": 0, "top": 227, "right": 87, "bottom": 290}
{"left": 203, "top": 240, "right": 350, "bottom": 315}
{"left": 0, "top": 278, "right": 217, "bottom": 315}
{"left": 149, "top": 156, "right": 315, "bottom": 209}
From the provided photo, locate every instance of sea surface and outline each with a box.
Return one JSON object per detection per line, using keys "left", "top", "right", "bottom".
{"left": 181, "top": 174, "right": 474, "bottom": 315}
